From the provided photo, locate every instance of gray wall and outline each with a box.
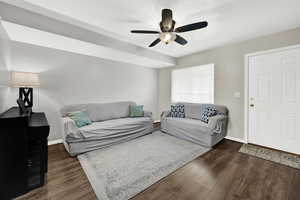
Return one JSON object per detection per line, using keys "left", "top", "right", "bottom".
{"left": 5, "top": 41, "right": 159, "bottom": 141}
{"left": 159, "top": 27, "right": 300, "bottom": 140}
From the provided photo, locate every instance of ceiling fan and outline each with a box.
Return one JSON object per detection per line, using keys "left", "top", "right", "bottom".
{"left": 131, "top": 9, "right": 208, "bottom": 47}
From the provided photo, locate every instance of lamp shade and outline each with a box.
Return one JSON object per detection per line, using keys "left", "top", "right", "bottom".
{"left": 11, "top": 71, "right": 40, "bottom": 87}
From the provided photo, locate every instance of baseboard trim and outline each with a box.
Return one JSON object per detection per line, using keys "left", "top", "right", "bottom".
{"left": 225, "top": 136, "right": 246, "bottom": 144}
{"left": 48, "top": 139, "right": 63, "bottom": 146}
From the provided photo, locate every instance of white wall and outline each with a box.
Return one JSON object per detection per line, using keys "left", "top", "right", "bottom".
{"left": 5, "top": 41, "right": 159, "bottom": 141}
{"left": 0, "top": 19, "right": 10, "bottom": 113}
{"left": 159, "top": 27, "right": 300, "bottom": 141}
{"left": 0, "top": 36, "right": 6, "bottom": 112}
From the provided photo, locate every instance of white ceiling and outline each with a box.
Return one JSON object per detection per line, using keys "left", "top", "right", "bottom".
{"left": 24, "top": 0, "right": 300, "bottom": 57}
{"left": 0, "top": 0, "right": 176, "bottom": 68}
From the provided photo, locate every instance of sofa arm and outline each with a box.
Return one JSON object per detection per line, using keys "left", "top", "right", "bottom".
{"left": 208, "top": 115, "right": 228, "bottom": 134}
{"left": 62, "top": 117, "right": 81, "bottom": 139}
{"left": 161, "top": 110, "right": 171, "bottom": 120}
{"left": 144, "top": 110, "right": 153, "bottom": 119}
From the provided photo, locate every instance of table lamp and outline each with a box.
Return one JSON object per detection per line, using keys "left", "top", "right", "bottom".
{"left": 11, "top": 71, "right": 40, "bottom": 109}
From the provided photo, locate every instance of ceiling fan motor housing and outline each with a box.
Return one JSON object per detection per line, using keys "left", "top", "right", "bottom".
{"left": 161, "top": 9, "right": 175, "bottom": 32}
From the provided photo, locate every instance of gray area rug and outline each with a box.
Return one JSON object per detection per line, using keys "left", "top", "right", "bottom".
{"left": 78, "top": 131, "right": 210, "bottom": 200}
{"left": 239, "top": 144, "right": 300, "bottom": 169}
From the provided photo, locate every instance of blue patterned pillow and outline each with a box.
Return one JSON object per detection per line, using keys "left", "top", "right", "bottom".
{"left": 170, "top": 104, "right": 185, "bottom": 118}
{"left": 200, "top": 107, "right": 217, "bottom": 123}
{"left": 130, "top": 105, "right": 144, "bottom": 117}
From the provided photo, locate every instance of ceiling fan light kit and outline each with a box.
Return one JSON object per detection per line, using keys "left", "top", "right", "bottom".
{"left": 159, "top": 32, "right": 176, "bottom": 44}
{"left": 131, "top": 9, "right": 208, "bottom": 47}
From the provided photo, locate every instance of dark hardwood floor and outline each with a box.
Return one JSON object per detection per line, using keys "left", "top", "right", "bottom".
{"left": 17, "top": 139, "right": 300, "bottom": 200}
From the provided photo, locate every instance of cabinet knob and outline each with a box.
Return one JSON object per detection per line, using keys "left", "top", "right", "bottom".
{"left": 250, "top": 104, "right": 254, "bottom": 107}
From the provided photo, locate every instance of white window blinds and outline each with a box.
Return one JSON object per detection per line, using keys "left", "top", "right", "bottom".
{"left": 171, "top": 64, "right": 214, "bottom": 103}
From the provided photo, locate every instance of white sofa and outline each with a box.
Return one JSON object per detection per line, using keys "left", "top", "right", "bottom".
{"left": 60, "top": 101, "right": 153, "bottom": 156}
{"left": 161, "top": 103, "right": 228, "bottom": 147}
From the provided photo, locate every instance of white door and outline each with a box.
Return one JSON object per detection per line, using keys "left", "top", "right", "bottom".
{"left": 248, "top": 46, "right": 300, "bottom": 154}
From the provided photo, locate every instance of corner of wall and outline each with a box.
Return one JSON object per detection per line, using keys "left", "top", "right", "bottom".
{"left": 0, "top": 18, "right": 12, "bottom": 112}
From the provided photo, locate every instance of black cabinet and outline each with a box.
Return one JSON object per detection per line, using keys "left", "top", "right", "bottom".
{"left": 0, "top": 107, "right": 50, "bottom": 200}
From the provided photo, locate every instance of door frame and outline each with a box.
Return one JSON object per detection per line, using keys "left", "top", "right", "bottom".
{"left": 244, "top": 44, "right": 300, "bottom": 143}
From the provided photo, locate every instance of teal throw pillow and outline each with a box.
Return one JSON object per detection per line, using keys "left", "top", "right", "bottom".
{"left": 67, "top": 111, "right": 92, "bottom": 128}
{"left": 130, "top": 105, "right": 144, "bottom": 117}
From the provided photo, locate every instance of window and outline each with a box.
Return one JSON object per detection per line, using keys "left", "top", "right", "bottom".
{"left": 171, "top": 64, "right": 214, "bottom": 103}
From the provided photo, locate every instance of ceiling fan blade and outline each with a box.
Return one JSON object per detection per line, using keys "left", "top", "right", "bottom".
{"left": 149, "top": 38, "right": 161, "bottom": 47}
{"left": 131, "top": 30, "right": 160, "bottom": 34}
{"left": 175, "top": 35, "right": 188, "bottom": 45}
{"left": 175, "top": 21, "right": 208, "bottom": 33}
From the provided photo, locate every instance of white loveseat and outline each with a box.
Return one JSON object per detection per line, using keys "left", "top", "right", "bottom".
{"left": 161, "top": 103, "right": 228, "bottom": 147}
{"left": 60, "top": 101, "right": 153, "bottom": 156}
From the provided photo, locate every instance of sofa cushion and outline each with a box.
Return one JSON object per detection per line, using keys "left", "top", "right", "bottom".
{"left": 170, "top": 104, "right": 185, "bottom": 118}
{"left": 78, "top": 117, "right": 153, "bottom": 139}
{"left": 60, "top": 101, "right": 136, "bottom": 122}
{"left": 163, "top": 117, "right": 213, "bottom": 134}
{"left": 200, "top": 107, "right": 217, "bottom": 123}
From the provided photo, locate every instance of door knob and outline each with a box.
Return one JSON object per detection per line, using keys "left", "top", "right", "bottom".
{"left": 250, "top": 104, "right": 254, "bottom": 107}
